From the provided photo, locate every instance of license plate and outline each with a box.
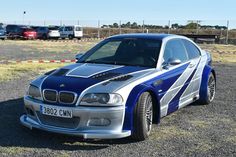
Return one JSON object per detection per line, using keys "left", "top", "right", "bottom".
{"left": 40, "top": 105, "right": 72, "bottom": 118}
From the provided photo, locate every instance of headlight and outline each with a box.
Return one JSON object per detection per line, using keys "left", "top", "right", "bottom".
{"left": 27, "top": 85, "right": 42, "bottom": 100}
{"left": 80, "top": 93, "right": 123, "bottom": 106}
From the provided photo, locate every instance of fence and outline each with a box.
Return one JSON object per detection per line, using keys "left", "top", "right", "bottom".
{"left": 2, "top": 20, "right": 236, "bottom": 44}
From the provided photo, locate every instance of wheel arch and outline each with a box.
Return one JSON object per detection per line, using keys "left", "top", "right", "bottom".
{"left": 199, "top": 64, "right": 216, "bottom": 103}
{"left": 122, "top": 83, "right": 161, "bottom": 131}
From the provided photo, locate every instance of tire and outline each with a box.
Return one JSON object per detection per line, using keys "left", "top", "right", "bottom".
{"left": 42, "top": 34, "right": 47, "bottom": 40}
{"left": 132, "top": 92, "right": 153, "bottom": 141}
{"left": 199, "top": 72, "right": 216, "bottom": 104}
{"left": 68, "top": 35, "right": 73, "bottom": 40}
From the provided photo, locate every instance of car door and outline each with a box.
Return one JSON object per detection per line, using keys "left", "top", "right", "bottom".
{"left": 180, "top": 39, "right": 202, "bottom": 105}
{"left": 159, "top": 38, "right": 194, "bottom": 117}
{"left": 36, "top": 27, "right": 42, "bottom": 38}
{"left": 59, "top": 27, "right": 65, "bottom": 38}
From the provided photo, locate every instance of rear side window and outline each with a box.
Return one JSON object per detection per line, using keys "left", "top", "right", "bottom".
{"left": 164, "top": 39, "right": 188, "bottom": 63}
{"left": 182, "top": 39, "right": 201, "bottom": 59}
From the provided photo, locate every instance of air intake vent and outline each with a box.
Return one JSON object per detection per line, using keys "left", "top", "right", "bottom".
{"left": 53, "top": 69, "right": 70, "bottom": 76}
{"left": 111, "top": 75, "right": 133, "bottom": 81}
{"left": 102, "top": 75, "right": 133, "bottom": 86}
{"left": 92, "top": 72, "right": 122, "bottom": 80}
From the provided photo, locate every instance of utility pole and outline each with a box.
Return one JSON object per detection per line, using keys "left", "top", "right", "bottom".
{"left": 97, "top": 20, "right": 100, "bottom": 38}
{"left": 196, "top": 20, "right": 201, "bottom": 35}
{"left": 23, "top": 11, "right": 26, "bottom": 25}
{"left": 77, "top": 20, "right": 80, "bottom": 25}
{"left": 168, "top": 20, "right": 171, "bottom": 34}
{"left": 226, "top": 20, "right": 229, "bottom": 45}
{"left": 142, "top": 20, "right": 145, "bottom": 33}
{"left": 119, "top": 20, "right": 121, "bottom": 34}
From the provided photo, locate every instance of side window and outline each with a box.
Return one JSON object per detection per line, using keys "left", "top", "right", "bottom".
{"left": 75, "top": 27, "right": 81, "bottom": 31}
{"left": 182, "top": 39, "right": 201, "bottom": 59}
{"left": 65, "top": 27, "right": 72, "bottom": 31}
{"left": 59, "top": 27, "right": 63, "bottom": 32}
{"left": 163, "top": 39, "right": 188, "bottom": 63}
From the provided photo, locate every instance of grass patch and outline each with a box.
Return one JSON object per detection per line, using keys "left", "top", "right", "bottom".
{"left": 150, "top": 126, "right": 192, "bottom": 140}
{"left": 0, "top": 147, "right": 33, "bottom": 156}
{"left": 0, "top": 63, "right": 66, "bottom": 82}
{"left": 0, "top": 40, "right": 98, "bottom": 53}
{"left": 189, "top": 120, "right": 211, "bottom": 129}
{"left": 185, "top": 141, "right": 214, "bottom": 154}
{"left": 200, "top": 44, "right": 236, "bottom": 63}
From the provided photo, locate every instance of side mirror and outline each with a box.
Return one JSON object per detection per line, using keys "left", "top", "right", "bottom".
{"left": 75, "top": 53, "right": 84, "bottom": 60}
{"left": 162, "top": 58, "right": 181, "bottom": 69}
{"left": 168, "top": 58, "right": 181, "bottom": 66}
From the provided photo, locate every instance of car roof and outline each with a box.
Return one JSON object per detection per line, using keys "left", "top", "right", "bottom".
{"left": 108, "top": 33, "right": 180, "bottom": 40}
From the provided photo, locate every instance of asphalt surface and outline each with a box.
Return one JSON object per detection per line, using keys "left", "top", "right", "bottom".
{"left": 0, "top": 63, "right": 235, "bottom": 157}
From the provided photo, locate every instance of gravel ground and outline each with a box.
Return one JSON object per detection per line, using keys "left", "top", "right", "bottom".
{"left": 0, "top": 63, "right": 235, "bottom": 157}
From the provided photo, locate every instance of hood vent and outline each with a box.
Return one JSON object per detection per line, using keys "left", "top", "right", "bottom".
{"left": 92, "top": 72, "right": 122, "bottom": 80}
{"left": 102, "top": 74, "right": 133, "bottom": 86}
{"left": 111, "top": 75, "right": 133, "bottom": 81}
{"left": 52, "top": 69, "right": 70, "bottom": 76}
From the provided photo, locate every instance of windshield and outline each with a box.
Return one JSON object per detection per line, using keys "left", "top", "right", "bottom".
{"left": 79, "top": 38, "right": 161, "bottom": 68}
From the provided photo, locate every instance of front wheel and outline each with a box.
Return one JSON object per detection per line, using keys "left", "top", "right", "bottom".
{"left": 132, "top": 92, "right": 153, "bottom": 141}
{"left": 199, "top": 72, "right": 216, "bottom": 104}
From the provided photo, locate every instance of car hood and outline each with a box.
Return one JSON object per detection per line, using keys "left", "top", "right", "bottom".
{"left": 32, "top": 63, "right": 155, "bottom": 97}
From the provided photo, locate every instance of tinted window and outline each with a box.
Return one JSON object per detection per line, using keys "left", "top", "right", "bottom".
{"left": 65, "top": 27, "right": 73, "bottom": 31}
{"left": 182, "top": 39, "right": 201, "bottom": 59}
{"left": 163, "top": 39, "right": 188, "bottom": 63}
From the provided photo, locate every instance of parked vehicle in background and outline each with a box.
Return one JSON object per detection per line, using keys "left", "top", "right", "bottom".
{"left": 59, "top": 25, "right": 83, "bottom": 40}
{"left": 6, "top": 25, "right": 37, "bottom": 39}
{"left": 22, "top": 27, "right": 37, "bottom": 39}
{"left": 0, "top": 26, "right": 6, "bottom": 40}
{"left": 6, "top": 24, "right": 24, "bottom": 36}
{"left": 35, "top": 26, "right": 49, "bottom": 40}
{"left": 48, "top": 26, "right": 60, "bottom": 39}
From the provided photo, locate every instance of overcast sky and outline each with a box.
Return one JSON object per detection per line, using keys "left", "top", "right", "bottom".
{"left": 0, "top": 0, "right": 235, "bottom": 27}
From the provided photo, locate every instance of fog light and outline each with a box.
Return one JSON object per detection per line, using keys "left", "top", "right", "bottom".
{"left": 88, "top": 118, "right": 111, "bottom": 126}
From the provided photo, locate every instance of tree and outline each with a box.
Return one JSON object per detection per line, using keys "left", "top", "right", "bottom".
{"left": 171, "top": 23, "right": 179, "bottom": 29}
{"left": 185, "top": 22, "right": 199, "bottom": 29}
{"left": 131, "top": 22, "right": 138, "bottom": 28}
{"left": 112, "top": 23, "right": 119, "bottom": 28}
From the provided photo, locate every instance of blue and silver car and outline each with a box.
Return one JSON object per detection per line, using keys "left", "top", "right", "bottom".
{"left": 20, "top": 34, "right": 216, "bottom": 140}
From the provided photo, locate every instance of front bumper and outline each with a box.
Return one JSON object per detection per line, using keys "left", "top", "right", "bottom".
{"left": 20, "top": 96, "right": 131, "bottom": 139}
